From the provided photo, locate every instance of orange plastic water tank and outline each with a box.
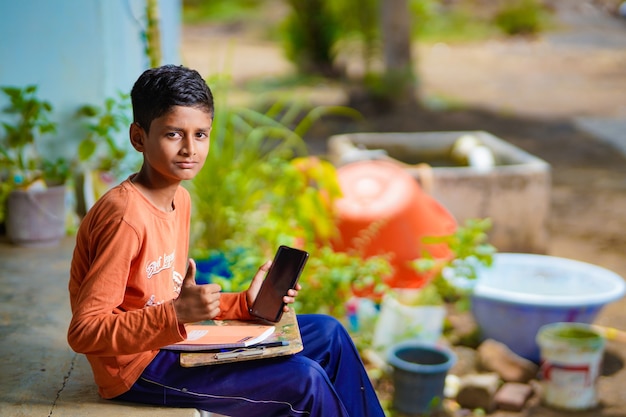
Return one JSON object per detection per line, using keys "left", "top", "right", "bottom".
{"left": 332, "top": 160, "right": 457, "bottom": 291}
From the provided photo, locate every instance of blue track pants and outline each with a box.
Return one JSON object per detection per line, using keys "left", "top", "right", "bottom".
{"left": 115, "top": 314, "right": 385, "bottom": 417}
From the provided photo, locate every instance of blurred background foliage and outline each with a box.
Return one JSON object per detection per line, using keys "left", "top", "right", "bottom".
{"left": 186, "top": 77, "right": 392, "bottom": 318}
{"left": 182, "top": 0, "right": 553, "bottom": 104}
{"left": 182, "top": 0, "right": 267, "bottom": 25}
{"left": 182, "top": 0, "right": 553, "bottom": 60}
{"left": 182, "top": 0, "right": 553, "bottom": 41}
{"left": 179, "top": 0, "right": 554, "bottom": 318}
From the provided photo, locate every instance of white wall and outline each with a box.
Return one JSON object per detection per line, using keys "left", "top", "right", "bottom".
{"left": 0, "top": 0, "right": 181, "bottom": 160}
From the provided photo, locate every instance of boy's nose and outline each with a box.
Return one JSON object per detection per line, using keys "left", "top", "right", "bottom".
{"left": 182, "top": 138, "right": 196, "bottom": 156}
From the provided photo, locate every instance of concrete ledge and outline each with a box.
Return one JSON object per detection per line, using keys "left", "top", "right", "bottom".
{"left": 54, "top": 354, "right": 200, "bottom": 417}
{"left": 0, "top": 237, "right": 215, "bottom": 417}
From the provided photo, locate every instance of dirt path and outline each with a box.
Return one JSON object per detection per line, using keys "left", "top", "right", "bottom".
{"left": 181, "top": 1, "right": 626, "bottom": 414}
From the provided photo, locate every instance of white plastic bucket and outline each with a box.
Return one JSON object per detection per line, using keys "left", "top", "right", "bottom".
{"left": 6, "top": 185, "right": 66, "bottom": 247}
{"left": 373, "top": 290, "right": 446, "bottom": 353}
{"left": 536, "top": 322, "right": 605, "bottom": 410}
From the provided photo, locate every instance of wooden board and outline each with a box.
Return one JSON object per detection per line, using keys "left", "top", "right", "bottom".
{"left": 179, "top": 309, "right": 303, "bottom": 367}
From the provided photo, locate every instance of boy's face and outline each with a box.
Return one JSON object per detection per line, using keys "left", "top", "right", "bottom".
{"left": 132, "top": 105, "right": 212, "bottom": 183}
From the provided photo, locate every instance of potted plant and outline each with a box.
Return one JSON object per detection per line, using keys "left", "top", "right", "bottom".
{"left": 370, "top": 218, "right": 496, "bottom": 354}
{"left": 74, "top": 92, "right": 139, "bottom": 215}
{"left": 0, "top": 85, "right": 70, "bottom": 246}
{"left": 412, "top": 217, "right": 496, "bottom": 311}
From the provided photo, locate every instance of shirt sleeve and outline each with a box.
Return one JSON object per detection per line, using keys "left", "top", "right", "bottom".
{"left": 68, "top": 217, "right": 185, "bottom": 356}
{"left": 216, "top": 292, "right": 254, "bottom": 320}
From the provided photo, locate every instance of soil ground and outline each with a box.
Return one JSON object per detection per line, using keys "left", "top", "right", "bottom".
{"left": 181, "top": 1, "right": 626, "bottom": 415}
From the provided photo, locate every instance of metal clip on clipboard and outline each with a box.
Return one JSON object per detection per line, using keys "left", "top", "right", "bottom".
{"left": 179, "top": 310, "right": 300, "bottom": 367}
{"left": 214, "top": 347, "right": 266, "bottom": 360}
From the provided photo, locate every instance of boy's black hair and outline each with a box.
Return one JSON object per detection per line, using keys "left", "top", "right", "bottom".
{"left": 130, "top": 65, "right": 214, "bottom": 132}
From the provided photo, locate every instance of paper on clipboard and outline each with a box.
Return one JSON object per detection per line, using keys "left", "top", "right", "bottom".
{"left": 164, "top": 323, "right": 275, "bottom": 351}
{"left": 180, "top": 309, "right": 303, "bottom": 367}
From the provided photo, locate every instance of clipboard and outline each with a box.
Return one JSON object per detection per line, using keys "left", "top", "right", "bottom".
{"left": 179, "top": 309, "right": 303, "bottom": 367}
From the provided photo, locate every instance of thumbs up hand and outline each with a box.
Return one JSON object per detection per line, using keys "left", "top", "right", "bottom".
{"left": 174, "top": 258, "right": 222, "bottom": 324}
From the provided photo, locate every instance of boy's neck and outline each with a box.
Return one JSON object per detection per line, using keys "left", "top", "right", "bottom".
{"left": 130, "top": 172, "right": 179, "bottom": 213}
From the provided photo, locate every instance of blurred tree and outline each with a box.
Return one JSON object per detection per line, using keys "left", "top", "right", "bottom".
{"left": 145, "top": 0, "right": 162, "bottom": 68}
{"left": 327, "top": 0, "right": 380, "bottom": 76}
{"left": 281, "top": 0, "right": 417, "bottom": 107}
{"left": 282, "top": 0, "right": 341, "bottom": 77}
{"left": 380, "top": 0, "right": 417, "bottom": 106}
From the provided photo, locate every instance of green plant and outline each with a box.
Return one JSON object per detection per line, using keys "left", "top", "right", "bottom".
{"left": 144, "top": 0, "right": 162, "bottom": 68}
{"left": 182, "top": 0, "right": 264, "bottom": 25}
{"left": 188, "top": 78, "right": 360, "bottom": 252}
{"left": 0, "top": 85, "right": 66, "bottom": 223}
{"left": 279, "top": 0, "right": 391, "bottom": 79}
{"left": 295, "top": 246, "right": 392, "bottom": 318}
{"left": 494, "top": 0, "right": 551, "bottom": 36}
{"left": 412, "top": 2, "right": 499, "bottom": 43}
{"left": 188, "top": 104, "right": 306, "bottom": 252}
{"left": 0, "top": 85, "right": 57, "bottom": 185}
{"left": 411, "top": 218, "right": 496, "bottom": 310}
{"left": 193, "top": 154, "right": 393, "bottom": 318}
{"left": 281, "top": 0, "right": 341, "bottom": 77}
{"left": 42, "top": 157, "right": 71, "bottom": 186}
{"left": 240, "top": 156, "right": 392, "bottom": 318}
{"left": 187, "top": 82, "right": 392, "bottom": 319}
{"left": 75, "top": 92, "right": 138, "bottom": 178}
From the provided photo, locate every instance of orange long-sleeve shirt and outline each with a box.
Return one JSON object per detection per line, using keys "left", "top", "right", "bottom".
{"left": 68, "top": 179, "right": 250, "bottom": 399}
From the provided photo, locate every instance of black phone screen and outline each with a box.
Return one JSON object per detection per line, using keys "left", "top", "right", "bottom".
{"left": 250, "top": 245, "right": 309, "bottom": 323}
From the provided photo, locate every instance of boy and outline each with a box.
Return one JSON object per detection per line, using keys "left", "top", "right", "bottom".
{"left": 68, "top": 65, "right": 385, "bottom": 417}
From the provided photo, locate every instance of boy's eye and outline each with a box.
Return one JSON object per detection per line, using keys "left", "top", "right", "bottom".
{"left": 167, "top": 132, "right": 182, "bottom": 139}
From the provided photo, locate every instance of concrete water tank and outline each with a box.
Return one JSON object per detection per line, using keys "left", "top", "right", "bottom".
{"left": 328, "top": 131, "right": 551, "bottom": 254}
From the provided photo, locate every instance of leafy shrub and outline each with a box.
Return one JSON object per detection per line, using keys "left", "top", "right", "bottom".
{"left": 412, "top": 218, "right": 496, "bottom": 310}
{"left": 188, "top": 79, "right": 392, "bottom": 318}
{"left": 494, "top": 0, "right": 551, "bottom": 36}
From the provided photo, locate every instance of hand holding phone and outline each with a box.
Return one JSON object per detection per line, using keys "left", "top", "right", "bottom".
{"left": 250, "top": 245, "right": 309, "bottom": 323}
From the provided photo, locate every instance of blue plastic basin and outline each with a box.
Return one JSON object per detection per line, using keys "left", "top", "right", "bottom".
{"left": 471, "top": 253, "right": 625, "bottom": 362}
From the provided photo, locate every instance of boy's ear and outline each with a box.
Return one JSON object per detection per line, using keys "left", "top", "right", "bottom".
{"left": 129, "top": 122, "right": 145, "bottom": 152}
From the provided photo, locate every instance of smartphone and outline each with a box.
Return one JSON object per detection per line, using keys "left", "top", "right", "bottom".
{"left": 250, "top": 245, "right": 309, "bottom": 323}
